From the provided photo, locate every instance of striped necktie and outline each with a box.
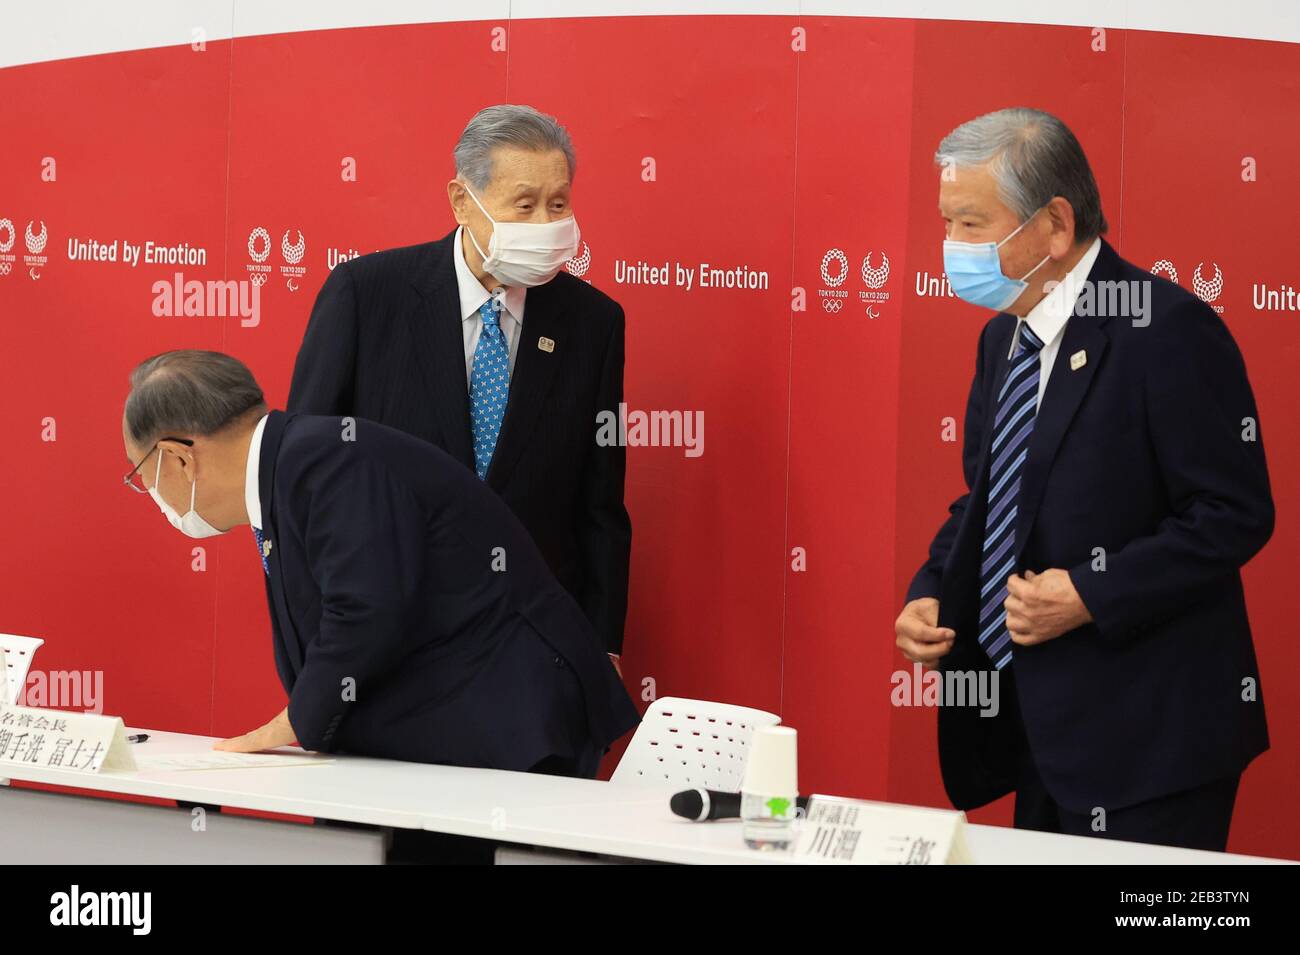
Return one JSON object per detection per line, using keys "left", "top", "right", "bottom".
{"left": 469, "top": 298, "right": 510, "bottom": 480}
{"left": 978, "top": 322, "right": 1045, "bottom": 670}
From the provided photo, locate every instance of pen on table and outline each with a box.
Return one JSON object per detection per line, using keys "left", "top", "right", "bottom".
{"left": 127, "top": 734, "right": 149, "bottom": 743}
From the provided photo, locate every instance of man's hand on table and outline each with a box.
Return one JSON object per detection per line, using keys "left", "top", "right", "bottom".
{"left": 213, "top": 705, "right": 300, "bottom": 753}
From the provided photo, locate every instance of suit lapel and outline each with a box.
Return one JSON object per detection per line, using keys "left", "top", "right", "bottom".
{"left": 1012, "top": 240, "right": 1118, "bottom": 559}
{"left": 486, "top": 279, "right": 563, "bottom": 489}
{"left": 409, "top": 230, "right": 474, "bottom": 468}
{"left": 257, "top": 410, "right": 304, "bottom": 673}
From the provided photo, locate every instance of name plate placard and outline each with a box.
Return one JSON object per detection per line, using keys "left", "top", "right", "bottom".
{"left": 794, "top": 794, "right": 973, "bottom": 865}
{"left": 0, "top": 702, "right": 137, "bottom": 774}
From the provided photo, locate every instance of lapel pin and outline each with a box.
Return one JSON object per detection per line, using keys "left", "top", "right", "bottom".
{"left": 262, "top": 539, "right": 273, "bottom": 558}
{"left": 1070, "top": 349, "right": 1087, "bottom": 371}
{"left": 538, "top": 336, "right": 555, "bottom": 353}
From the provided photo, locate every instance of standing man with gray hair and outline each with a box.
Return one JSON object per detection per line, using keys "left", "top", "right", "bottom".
{"left": 894, "top": 107, "right": 1272, "bottom": 850}
{"left": 289, "top": 104, "right": 632, "bottom": 678}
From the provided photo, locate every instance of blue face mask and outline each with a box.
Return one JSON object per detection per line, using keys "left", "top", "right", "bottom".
{"left": 943, "top": 206, "right": 1051, "bottom": 311}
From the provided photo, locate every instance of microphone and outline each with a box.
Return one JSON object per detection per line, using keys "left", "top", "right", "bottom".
{"left": 670, "top": 788, "right": 810, "bottom": 822}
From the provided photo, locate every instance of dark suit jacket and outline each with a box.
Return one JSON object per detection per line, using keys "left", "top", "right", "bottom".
{"left": 256, "top": 410, "right": 640, "bottom": 771}
{"left": 907, "top": 238, "right": 1272, "bottom": 813}
{"left": 286, "top": 228, "right": 632, "bottom": 654}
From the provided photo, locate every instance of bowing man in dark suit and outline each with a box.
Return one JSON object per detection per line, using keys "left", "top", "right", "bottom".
{"left": 894, "top": 108, "right": 1272, "bottom": 851}
{"left": 287, "top": 104, "right": 632, "bottom": 674}
{"left": 121, "top": 350, "right": 639, "bottom": 777}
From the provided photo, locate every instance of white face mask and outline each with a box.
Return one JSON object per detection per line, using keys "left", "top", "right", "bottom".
{"left": 462, "top": 182, "right": 580, "bottom": 287}
{"left": 149, "top": 451, "right": 224, "bottom": 539}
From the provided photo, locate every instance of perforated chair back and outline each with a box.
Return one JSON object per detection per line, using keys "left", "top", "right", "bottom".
{"left": 611, "top": 696, "right": 781, "bottom": 791}
{"left": 0, "top": 634, "right": 44, "bottom": 705}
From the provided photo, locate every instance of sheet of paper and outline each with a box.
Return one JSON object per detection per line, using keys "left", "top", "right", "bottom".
{"left": 134, "top": 751, "right": 333, "bottom": 772}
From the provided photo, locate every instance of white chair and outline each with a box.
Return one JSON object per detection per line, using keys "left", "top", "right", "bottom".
{"left": 489, "top": 697, "right": 780, "bottom": 864}
{"left": 0, "top": 633, "right": 43, "bottom": 787}
{"left": 0, "top": 633, "right": 44, "bottom": 706}
{"left": 611, "top": 696, "right": 781, "bottom": 791}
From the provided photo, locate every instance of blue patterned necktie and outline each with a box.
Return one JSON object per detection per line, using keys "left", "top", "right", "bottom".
{"left": 469, "top": 298, "right": 510, "bottom": 479}
{"left": 252, "top": 526, "right": 269, "bottom": 575}
{"left": 978, "top": 322, "right": 1045, "bottom": 670}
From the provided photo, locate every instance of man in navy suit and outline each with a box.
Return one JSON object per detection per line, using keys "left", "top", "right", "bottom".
{"left": 121, "top": 350, "right": 639, "bottom": 778}
{"left": 288, "top": 104, "right": 632, "bottom": 675}
{"left": 894, "top": 108, "right": 1272, "bottom": 851}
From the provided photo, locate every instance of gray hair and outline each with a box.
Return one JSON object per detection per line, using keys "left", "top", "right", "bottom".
{"left": 453, "top": 104, "right": 576, "bottom": 190}
{"left": 935, "top": 107, "right": 1108, "bottom": 241}
{"left": 124, "top": 350, "right": 266, "bottom": 449}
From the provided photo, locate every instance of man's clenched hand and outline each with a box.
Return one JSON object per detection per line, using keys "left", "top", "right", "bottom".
{"left": 895, "top": 597, "right": 955, "bottom": 670}
{"left": 1004, "top": 568, "right": 1093, "bottom": 646}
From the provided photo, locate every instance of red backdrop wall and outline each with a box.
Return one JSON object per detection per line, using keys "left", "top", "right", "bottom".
{"left": 1, "top": 13, "right": 1295, "bottom": 858}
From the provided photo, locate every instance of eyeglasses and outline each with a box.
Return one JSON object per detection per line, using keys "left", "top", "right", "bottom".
{"left": 122, "top": 437, "right": 194, "bottom": 494}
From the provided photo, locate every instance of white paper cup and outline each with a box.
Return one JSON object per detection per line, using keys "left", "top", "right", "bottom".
{"left": 742, "top": 725, "right": 798, "bottom": 796}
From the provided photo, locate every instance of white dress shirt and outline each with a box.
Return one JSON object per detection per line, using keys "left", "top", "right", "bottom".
{"left": 453, "top": 224, "right": 527, "bottom": 389}
{"left": 245, "top": 412, "right": 269, "bottom": 530}
{"left": 1008, "top": 237, "right": 1102, "bottom": 409}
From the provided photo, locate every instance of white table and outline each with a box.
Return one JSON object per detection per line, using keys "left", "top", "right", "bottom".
{"left": 0, "top": 727, "right": 1291, "bottom": 865}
